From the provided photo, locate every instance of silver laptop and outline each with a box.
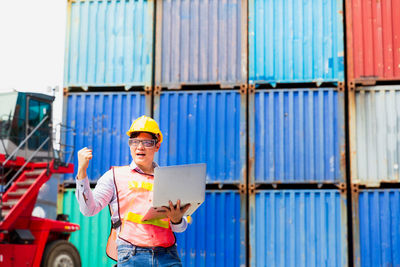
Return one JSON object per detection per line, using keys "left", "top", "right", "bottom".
{"left": 141, "top": 163, "right": 206, "bottom": 221}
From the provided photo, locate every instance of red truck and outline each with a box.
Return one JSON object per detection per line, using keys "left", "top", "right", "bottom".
{"left": 0, "top": 91, "right": 80, "bottom": 266}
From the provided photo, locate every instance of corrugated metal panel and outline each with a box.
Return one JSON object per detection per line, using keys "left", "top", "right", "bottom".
{"left": 62, "top": 189, "right": 115, "bottom": 267}
{"left": 346, "top": 0, "right": 400, "bottom": 82}
{"left": 63, "top": 189, "right": 245, "bottom": 267}
{"left": 352, "top": 189, "right": 400, "bottom": 267}
{"left": 248, "top": 0, "right": 345, "bottom": 85}
{"left": 249, "top": 190, "right": 348, "bottom": 267}
{"left": 249, "top": 88, "right": 345, "bottom": 184}
{"left": 176, "top": 190, "right": 246, "bottom": 267}
{"left": 64, "top": 0, "right": 154, "bottom": 89}
{"left": 63, "top": 92, "right": 150, "bottom": 181}
{"left": 154, "top": 90, "right": 246, "bottom": 184}
{"left": 155, "top": 0, "right": 247, "bottom": 89}
{"left": 349, "top": 86, "right": 400, "bottom": 186}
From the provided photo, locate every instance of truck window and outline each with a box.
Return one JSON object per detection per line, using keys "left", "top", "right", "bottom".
{"left": 28, "top": 99, "right": 51, "bottom": 151}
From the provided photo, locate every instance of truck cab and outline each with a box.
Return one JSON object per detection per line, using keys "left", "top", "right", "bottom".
{"left": 0, "top": 91, "right": 53, "bottom": 161}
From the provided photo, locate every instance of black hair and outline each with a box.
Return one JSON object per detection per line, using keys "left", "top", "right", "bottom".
{"left": 130, "top": 132, "right": 159, "bottom": 143}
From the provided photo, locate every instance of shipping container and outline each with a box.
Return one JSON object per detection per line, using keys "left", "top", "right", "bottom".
{"left": 352, "top": 188, "right": 400, "bottom": 267}
{"left": 62, "top": 189, "right": 245, "bottom": 267}
{"left": 349, "top": 86, "right": 400, "bottom": 186}
{"left": 346, "top": 0, "right": 400, "bottom": 83}
{"left": 176, "top": 190, "right": 246, "bottom": 267}
{"left": 64, "top": 0, "right": 154, "bottom": 90}
{"left": 248, "top": 0, "right": 345, "bottom": 86}
{"left": 154, "top": 90, "right": 246, "bottom": 184}
{"left": 63, "top": 91, "right": 151, "bottom": 181}
{"left": 249, "top": 88, "right": 346, "bottom": 184}
{"left": 62, "top": 189, "right": 116, "bottom": 267}
{"left": 155, "top": 0, "right": 247, "bottom": 89}
{"left": 249, "top": 190, "right": 348, "bottom": 267}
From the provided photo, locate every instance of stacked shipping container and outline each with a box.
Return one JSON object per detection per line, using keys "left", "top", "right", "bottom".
{"left": 61, "top": 0, "right": 400, "bottom": 266}
{"left": 346, "top": 1, "right": 400, "bottom": 266}
{"left": 248, "top": 0, "right": 348, "bottom": 266}
{"left": 153, "top": 1, "right": 248, "bottom": 265}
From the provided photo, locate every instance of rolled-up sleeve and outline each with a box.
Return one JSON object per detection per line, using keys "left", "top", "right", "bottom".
{"left": 75, "top": 170, "right": 115, "bottom": 217}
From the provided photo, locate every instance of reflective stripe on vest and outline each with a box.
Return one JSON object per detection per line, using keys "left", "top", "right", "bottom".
{"left": 125, "top": 212, "right": 169, "bottom": 229}
{"left": 128, "top": 180, "right": 153, "bottom": 191}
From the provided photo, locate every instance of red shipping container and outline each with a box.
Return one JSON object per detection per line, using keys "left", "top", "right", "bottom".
{"left": 346, "top": 0, "right": 400, "bottom": 84}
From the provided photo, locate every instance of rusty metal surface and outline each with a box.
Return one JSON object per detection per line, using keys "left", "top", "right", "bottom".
{"left": 249, "top": 0, "right": 345, "bottom": 86}
{"left": 352, "top": 188, "right": 400, "bottom": 267}
{"left": 153, "top": 89, "right": 247, "bottom": 184}
{"left": 154, "top": 0, "right": 247, "bottom": 89}
{"left": 64, "top": 0, "right": 154, "bottom": 89}
{"left": 349, "top": 86, "right": 400, "bottom": 186}
{"left": 249, "top": 190, "right": 348, "bottom": 267}
{"left": 249, "top": 88, "right": 346, "bottom": 184}
{"left": 346, "top": 0, "right": 400, "bottom": 83}
{"left": 63, "top": 91, "right": 151, "bottom": 181}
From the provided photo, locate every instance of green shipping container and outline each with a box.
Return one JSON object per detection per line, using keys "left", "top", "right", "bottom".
{"left": 62, "top": 189, "right": 116, "bottom": 267}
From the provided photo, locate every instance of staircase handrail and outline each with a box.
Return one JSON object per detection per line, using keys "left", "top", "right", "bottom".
{"left": 1, "top": 115, "right": 50, "bottom": 168}
{"left": 4, "top": 136, "right": 50, "bottom": 190}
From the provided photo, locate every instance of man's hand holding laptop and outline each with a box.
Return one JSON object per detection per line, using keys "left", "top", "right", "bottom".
{"left": 160, "top": 199, "right": 191, "bottom": 224}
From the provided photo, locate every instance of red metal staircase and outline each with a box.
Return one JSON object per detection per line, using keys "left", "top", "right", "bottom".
{"left": 0, "top": 156, "right": 73, "bottom": 231}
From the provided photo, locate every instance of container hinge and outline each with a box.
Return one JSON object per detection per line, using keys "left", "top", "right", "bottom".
{"left": 348, "top": 81, "right": 356, "bottom": 92}
{"left": 338, "top": 82, "right": 345, "bottom": 92}
{"left": 58, "top": 183, "right": 65, "bottom": 194}
{"left": 154, "top": 86, "right": 162, "bottom": 96}
{"left": 144, "top": 86, "right": 152, "bottom": 96}
{"left": 249, "top": 184, "right": 256, "bottom": 195}
{"left": 249, "top": 84, "right": 256, "bottom": 94}
{"left": 239, "top": 184, "right": 246, "bottom": 194}
{"left": 239, "top": 84, "right": 248, "bottom": 95}
{"left": 352, "top": 184, "right": 359, "bottom": 193}
{"left": 338, "top": 182, "right": 346, "bottom": 193}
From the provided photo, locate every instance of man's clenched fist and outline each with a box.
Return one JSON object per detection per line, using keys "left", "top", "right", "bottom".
{"left": 77, "top": 147, "right": 93, "bottom": 180}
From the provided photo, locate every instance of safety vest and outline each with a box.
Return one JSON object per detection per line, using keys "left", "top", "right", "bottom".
{"left": 106, "top": 166, "right": 176, "bottom": 260}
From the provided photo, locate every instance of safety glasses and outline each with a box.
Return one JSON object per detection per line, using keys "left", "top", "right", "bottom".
{"left": 128, "top": 138, "right": 156, "bottom": 148}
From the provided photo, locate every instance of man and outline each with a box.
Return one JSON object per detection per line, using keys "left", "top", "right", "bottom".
{"left": 76, "top": 115, "right": 190, "bottom": 266}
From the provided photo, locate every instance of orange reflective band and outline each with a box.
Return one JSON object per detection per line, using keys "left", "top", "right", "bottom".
{"left": 125, "top": 212, "right": 169, "bottom": 229}
{"left": 128, "top": 180, "right": 153, "bottom": 191}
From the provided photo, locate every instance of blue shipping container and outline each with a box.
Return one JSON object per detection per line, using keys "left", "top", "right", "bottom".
{"left": 249, "top": 88, "right": 346, "bottom": 184}
{"left": 176, "top": 190, "right": 246, "bottom": 267}
{"left": 248, "top": 0, "right": 345, "bottom": 85}
{"left": 63, "top": 92, "right": 150, "bottom": 181}
{"left": 249, "top": 190, "right": 348, "bottom": 267}
{"left": 154, "top": 90, "right": 247, "bottom": 184}
{"left": 63, "top": 189, "right": 245, "bottom": 267}
{"left": 64, "top": 0, "right": 154, "bottom": 89}
{"left": 155, "top": 0, "right": 247, "bottom": 88}
{"left": 353, "top": 189, "right": 400, "bottom": 267}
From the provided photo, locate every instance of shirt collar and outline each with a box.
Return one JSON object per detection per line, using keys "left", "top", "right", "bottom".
{"left": 129, "top": 160, "right": 158, "bottom": 175}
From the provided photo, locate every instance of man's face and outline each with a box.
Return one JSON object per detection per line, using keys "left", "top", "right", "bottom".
{"left": 129, "top": 132, "right": 160, "bottom": 168}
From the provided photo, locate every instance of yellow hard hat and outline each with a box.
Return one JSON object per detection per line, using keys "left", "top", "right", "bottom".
{"left": 126, "top": 115, "right": 163, "bottom": 143}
